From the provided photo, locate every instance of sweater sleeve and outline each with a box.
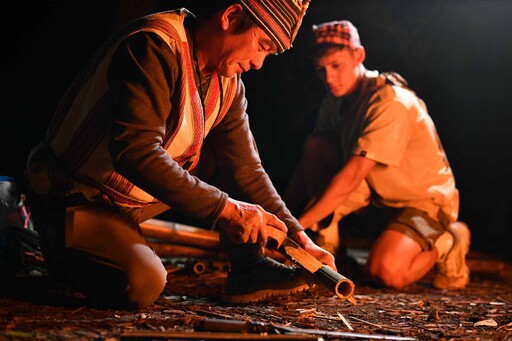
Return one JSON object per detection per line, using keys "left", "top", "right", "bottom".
{"left": 206, "top": 76, "right": 304, "bottom": 235}
{"left": 107, "top": 32, "right": 228, "bottom": 226}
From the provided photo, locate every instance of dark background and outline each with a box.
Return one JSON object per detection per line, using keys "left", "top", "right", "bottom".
{"left": 1, "top": 1, "right": 510, "bottom": 258}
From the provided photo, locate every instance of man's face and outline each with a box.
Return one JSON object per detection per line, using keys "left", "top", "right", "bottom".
{"left": 209, "top": 26, "right": 278, "bottom": 78}
{"left": 315, "top": 48, "right": 363, "bottom": 97}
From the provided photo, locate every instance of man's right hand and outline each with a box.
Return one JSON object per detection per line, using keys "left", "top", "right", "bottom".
{"left": 217, "top": 198, "right": 288, "bottom": 247}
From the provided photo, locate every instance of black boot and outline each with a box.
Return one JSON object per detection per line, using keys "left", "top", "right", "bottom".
{"left": 220, "top": 230, "right": 310, "bottom": 303}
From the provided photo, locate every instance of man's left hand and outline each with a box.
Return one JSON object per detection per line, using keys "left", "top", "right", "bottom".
{"left": 292, "top": 230, "right": 337, "bottom": 271}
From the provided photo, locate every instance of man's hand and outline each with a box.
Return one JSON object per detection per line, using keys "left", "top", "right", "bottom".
{"left": 217, "top": 198, "right": 287, "bottom": 246}
{"left": 292, "top": 230, "right": 337, "bottom": 271}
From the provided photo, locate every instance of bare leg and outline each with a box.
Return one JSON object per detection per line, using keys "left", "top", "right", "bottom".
{"left": 65, "top": 206, "right": 168, "bottom": 309}
{"left": 366, "top": 230, "right": 438, "bottom": 289}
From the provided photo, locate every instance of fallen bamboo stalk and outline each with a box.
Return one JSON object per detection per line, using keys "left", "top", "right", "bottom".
{"left": 141, "top": 218, "right": 220, "bottom": 249}
{"left": 120, "top": 330, "right": 323, "bottom": 340}
{"left": 143, "top": 218, "right": 287, "bottom": 262}
{"left": 149, "top": 242, "right": 222, "bottom": 258}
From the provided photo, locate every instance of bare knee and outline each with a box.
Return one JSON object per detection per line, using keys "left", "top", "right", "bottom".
{"left": 366, "top": 258, "right": 410, "bottom": 290}
{"left": 127, "top": 262, "right": 167, "bottom": 309}
{"left": 366, "top": 229, "right": 431, "bottom": 290}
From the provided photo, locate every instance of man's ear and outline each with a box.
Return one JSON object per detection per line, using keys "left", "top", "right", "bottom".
{"left": 354, "top": 46, "right": 366, "bottom": 64}
{"left": 220, "top": 4, "right": 244, "bottom": 31}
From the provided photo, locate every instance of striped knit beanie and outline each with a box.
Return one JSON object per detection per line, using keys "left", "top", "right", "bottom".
{"left": 240, "top": 0, "right": 311, "bottom": 53}
{"left": 312, "top": 20, "right": 362, "bottom": 49}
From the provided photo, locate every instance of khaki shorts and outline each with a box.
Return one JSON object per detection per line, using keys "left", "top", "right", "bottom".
{"left": 385, "top": 207, "right": 449, "bottom": 251}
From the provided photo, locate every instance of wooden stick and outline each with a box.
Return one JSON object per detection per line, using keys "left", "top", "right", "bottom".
{"left": 120, "top": 330, "right": 322, "bottom": 340}
{"left": 337, "top": 312, "right": 354, "bottom": 331}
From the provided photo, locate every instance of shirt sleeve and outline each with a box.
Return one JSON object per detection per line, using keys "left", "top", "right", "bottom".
{"left": 107, "top": 31, "right": 228, "bottom": 226}
{"left": 206, "top": 76, "right": 303, "bottom": 235}
{"left": 354, "top": 88, "right": 413, "bottom": 167}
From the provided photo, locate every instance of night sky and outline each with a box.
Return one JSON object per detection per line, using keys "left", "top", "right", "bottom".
{"left": 1, "top": 1, "right": 511, "bottom": 258}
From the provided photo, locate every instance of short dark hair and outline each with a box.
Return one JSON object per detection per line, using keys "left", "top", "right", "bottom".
{"left": 188, "top": 0, "right": 257, "bottom": 34}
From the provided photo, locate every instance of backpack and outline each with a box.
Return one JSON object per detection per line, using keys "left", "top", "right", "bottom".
{"left": 0, "top": 176, "right": 45, "bottom": 276}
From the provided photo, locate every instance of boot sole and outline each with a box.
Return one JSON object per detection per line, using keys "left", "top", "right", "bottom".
{"left": 222, "top": 283, "right": 310, "bottom": 304}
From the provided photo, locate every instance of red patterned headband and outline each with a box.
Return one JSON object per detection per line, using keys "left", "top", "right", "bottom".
{"left": 240, "top": 0, "right": 311, "bottom": 53}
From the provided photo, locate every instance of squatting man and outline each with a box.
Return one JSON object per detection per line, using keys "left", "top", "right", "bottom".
{"left": 23, "top": 0, "right": 336, "bottom": 310}
{"left": 284, "top": 20, "right": 471, "bottom": 291}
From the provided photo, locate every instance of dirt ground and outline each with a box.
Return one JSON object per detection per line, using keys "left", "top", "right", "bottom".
{"left": 1, "top": 249, "right": 512, "bottom": 341}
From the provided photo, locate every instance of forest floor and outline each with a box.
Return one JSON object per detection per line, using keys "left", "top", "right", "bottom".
{"left": 1, "top": 246, "right": 511, "bottom": 341}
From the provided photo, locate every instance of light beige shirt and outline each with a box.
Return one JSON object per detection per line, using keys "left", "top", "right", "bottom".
{"left": 315, "top": 71, "right": 459, "bottom": 222}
